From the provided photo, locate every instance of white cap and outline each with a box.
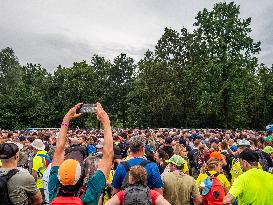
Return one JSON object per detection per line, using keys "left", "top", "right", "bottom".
{"left": 238, "top": 139, "right": 250, "bottom": 147}
{"left": 96, "top": 138, "right": 104, "bottom": 148}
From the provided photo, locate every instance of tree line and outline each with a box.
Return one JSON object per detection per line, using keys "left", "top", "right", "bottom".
{"left": 0, "top": 2, "right": 272, "bottom": 130}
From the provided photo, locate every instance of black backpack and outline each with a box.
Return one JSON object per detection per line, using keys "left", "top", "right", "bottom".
{"left": 119, "top": 141, "right": 128, "bottom": 159}
{"left": 121, "top": 160, "right": 152, "bottom": 189}
{"left": 123, "top": 184, "right": 152, "bottom": 205}
{"left": 0, "top": 169, "right": 19, "bottom": 205}
{"left": 256, "top": 150, "right": 269, "bottom": 171}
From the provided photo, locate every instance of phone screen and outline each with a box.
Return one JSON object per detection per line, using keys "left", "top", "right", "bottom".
{"left": 79, "top": 104, "right": 97, "bottom": 113}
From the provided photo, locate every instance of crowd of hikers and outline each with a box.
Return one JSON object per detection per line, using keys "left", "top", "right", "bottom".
{"left": 0, "top": 103, "right": 273, "bottom": 205}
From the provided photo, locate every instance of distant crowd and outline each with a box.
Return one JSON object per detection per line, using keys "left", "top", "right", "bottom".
{"left": 0, "top": 103, "right": 273, "bottom": 205}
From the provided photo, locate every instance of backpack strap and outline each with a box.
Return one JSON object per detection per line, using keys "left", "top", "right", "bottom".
{"left": 139, "top": 160, "right": 151, "bottom": 168}
{"left": 37, "top": 153, "right": 51, "bottom": 161}
{"left": 206, "top": 171, "right": 219, "bottom": 177}
{"left": 6, "top": 169, "right": 19, "bottom": 180}
{"left": 121, "top": 161, "right": 130, "bottom": 172}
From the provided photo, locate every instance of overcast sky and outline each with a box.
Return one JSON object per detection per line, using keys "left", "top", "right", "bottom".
{"left": 0, "top": 0, "right": 272, "bottom": 72}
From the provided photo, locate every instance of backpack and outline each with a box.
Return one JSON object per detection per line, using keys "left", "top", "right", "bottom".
{"left": 221, "top": 151, "right": 233, "bottom": 181}
{"left": 49, "top": 196, "right": 83, "bottom": 205}
{"left": 0, "top": 169, "right": 19, "bottom": 205}
{"left": 121, "top": 160, "right": 152, "bottom": 189}
{"left": 37, "top": 153, "right": 52, "bottom": 168}
{"left": 119, "top": 141, "right": 128, "bottom": 159}
{"left": 188, "top": 149, "right": 198, "bottom": 168}
{"left": 202, "top": 172, "right": 225, "bottom": 205}
{"left": 123, "top": 184, "right": 152, "bottom": 205}
{"left": 193, "top": 151, "right": 205, "bottom": 171}
{"left": 256, "top": 150, "right": 269, "bottom": 171}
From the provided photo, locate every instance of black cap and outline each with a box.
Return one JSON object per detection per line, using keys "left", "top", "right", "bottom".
{"left": 0, "top": 143, "right": 19, "bottom": 159}
{"left": 239, "top": 149, "right": 259, "bottom": 163}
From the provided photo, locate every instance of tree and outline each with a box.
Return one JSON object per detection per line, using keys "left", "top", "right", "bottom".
{"left": 107, "top": 54, "right": 136, "bottom": 127}
{"left": 190, "top": 2, "right": 261, "bottom": 128}
{"left": 0, "top": 47, "right": 22, "bottom": 94}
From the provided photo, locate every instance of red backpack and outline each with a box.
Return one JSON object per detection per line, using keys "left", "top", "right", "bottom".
{"left": 203, "top": 172, "right": 225, "bottom": 205}
{"left": 50, "top": 196, "right": 83, "bottom": 205}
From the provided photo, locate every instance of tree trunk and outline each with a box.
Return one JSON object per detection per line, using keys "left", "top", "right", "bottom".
{"left": 223, "top": 64, "right": 229, "bottom": 129}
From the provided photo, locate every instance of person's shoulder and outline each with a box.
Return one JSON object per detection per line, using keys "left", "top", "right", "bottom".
{"left": 182, "top": 173, "right": 195, "bottom": 180}
{"left": 146, "top": 161, "right": 158, "bottom": 167}
{"left": 33, "top": 153, "right": 44, "bottom": 161}
{"left": 12, "top": 170, "right": 36, "bottom": 184}
{"left": 218, "top": 173, "right": 228, "bottom": 179}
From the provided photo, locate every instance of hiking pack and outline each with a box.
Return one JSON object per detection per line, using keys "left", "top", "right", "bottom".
{"left": 37, "top": 153, "right": 51, "bottom": 168}
{"left": 119, "top": 141, "right": 128, "bottom": 159}
{"left": 202, "top": 172, "right": 225, "bottom": 205}
{"left": 49, "top": 182, "right": 85, "bottom": 205}
{"left": 120, "top": 159, "right": 152, "bottom": 189}
{"left": 123, "top": 184, "right": 152, "bottom": 205}
{"left": 49, "top": 196, "right": 83, "bottom": 205}
{"left": 256, "top": 150, "right": 269, "bottom": 171}
{"left": 0, "top": 169, "right": 19, "bottom": 205}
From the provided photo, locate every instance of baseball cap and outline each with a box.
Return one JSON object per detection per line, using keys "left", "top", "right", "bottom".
{"left": 31, "top": 139, "right": 45, "bottom": 150}
{"left": 58, "top": 159, "right": 81, "bottom": 186}
{"left": 210, "top": 151, "right": 223, "bottom": 160}
{"left": 238, "top": 139, "right": 250, "bottom": 147}
{"left": 165, "top": 154, "right": 186, "bottom": 167}
{"left": 0, "top": 143, "right": 19, "bottom": 159}
{"left": 96, "top": 138, "right": 104, "bottom": 149}
{"left": 263, "top": 146, "right": 273, "bottom": 154}
{"left": 6, "top": 141, "right": 23, "bottom": 150}
{"left": 239, "top": 150, "right": 259, "bottom": 163}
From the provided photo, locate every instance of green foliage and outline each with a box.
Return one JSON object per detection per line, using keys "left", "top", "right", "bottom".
{"left": 0, "top": 2, "right": 272, "bottom": 130}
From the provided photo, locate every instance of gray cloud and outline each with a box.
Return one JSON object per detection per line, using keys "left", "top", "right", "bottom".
{"left": 0, "top": 0, "right": 272, "bottom": 71}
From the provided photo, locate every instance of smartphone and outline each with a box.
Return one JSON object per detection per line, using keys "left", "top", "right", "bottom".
{"left": 78, "top": 104, "right": 97, "bottom": 113}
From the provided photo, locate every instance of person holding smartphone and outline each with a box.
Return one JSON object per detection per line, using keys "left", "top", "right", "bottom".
{"left": 48, "top": 102, "right": 113, "bottom": 205}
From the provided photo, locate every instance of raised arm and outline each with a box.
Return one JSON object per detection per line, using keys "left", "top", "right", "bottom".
{"left": 96, "top": 102, "right": 113, "bottom": 178}
{"left": 51, "top": 103, "right": 82, "bottom": 166}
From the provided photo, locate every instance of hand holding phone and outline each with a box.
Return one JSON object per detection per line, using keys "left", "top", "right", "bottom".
{"left": 78, "top": 104, "right": 97, "bottom": 113}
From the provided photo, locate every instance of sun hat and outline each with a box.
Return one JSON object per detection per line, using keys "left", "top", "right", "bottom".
{"left": 0, "top": 143, "right": 19, "bottom": 159}
{"left": 31, "top": 139, "right": 45, "bottom": 150}
{"left": 58, "top": 159, "right": 81, "bottom": 186}
{"left": 165, "top": 154, "right": 186, "bottom": 167}
{"left": 263, "top": 146, "right": 273, "bottom": 154}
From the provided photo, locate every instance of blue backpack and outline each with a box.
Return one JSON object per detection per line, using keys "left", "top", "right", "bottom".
{"left": 37, "top": 153, "right": 52, "bottom": 168}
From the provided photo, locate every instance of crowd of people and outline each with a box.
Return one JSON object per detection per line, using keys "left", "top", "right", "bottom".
{"left": 0, "top": 103, "right": 273, "bottom": 205}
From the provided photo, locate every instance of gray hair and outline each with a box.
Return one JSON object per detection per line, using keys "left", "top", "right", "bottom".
{"left": 129, "top": 136, "right": 145, "bottom": 153}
